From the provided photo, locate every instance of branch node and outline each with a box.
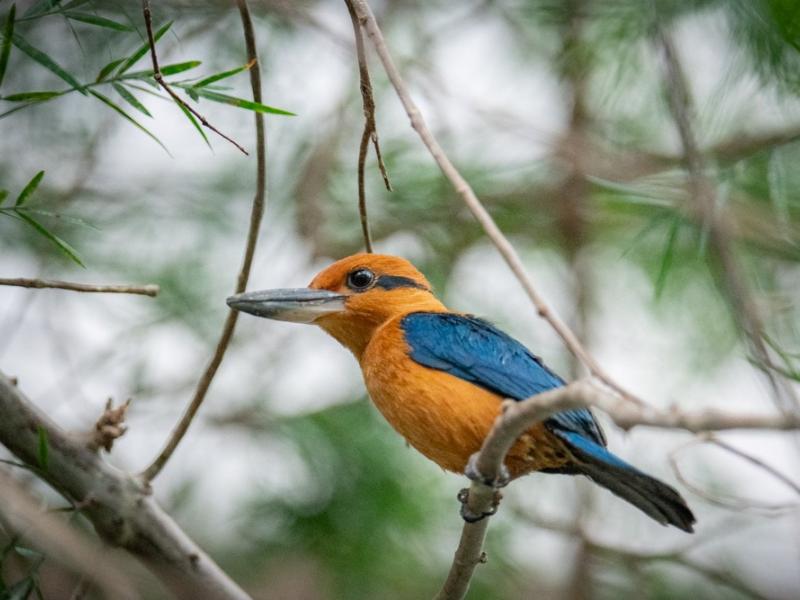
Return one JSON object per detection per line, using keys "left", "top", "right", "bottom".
{"left": 87, "top": 398, "right": 130, "bottom": 453}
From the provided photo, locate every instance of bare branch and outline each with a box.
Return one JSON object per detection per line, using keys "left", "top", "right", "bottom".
{"left": 0, "top": 471, "right": 136, "bottom": 598}
{"left": 0, "top": 373, "right": 250, "bottom": 599}
{"left": 141, "top": 0, "right": 267, "bottom": 482}
{"left": 343, "top": 0, "right": 392, "bottom": 253}
{"left": 668, "top": 437, "right": 800, "bottom": 514}
{"left": 435, "top": 380, "right": 800, "bottom": 600}
{"left": 0, "top": 277, "right": 159, "bottom": 296}
{"left": 141, "top": 0, "right": 249, "bottom": 155}
{"left": 655, "top": 28, "right": 799, "bottom": 414}
{"left": 350, "top": 0, "right": 646, "bottom": 408}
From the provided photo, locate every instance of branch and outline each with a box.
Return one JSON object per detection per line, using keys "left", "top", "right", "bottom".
{"left": 655, "top": 28, "right": 799, "bottom": 414}
{"left": 0, "top": 373, "right": 250, "bottom": 599}
{"left": 343, "top": 0, "right": 392, "bottom": 253}
{"left": 0, "top": 277, "right": 159, "bottom": 296}
{"left": 141, "top": 0, "right": 249, "bottom": 155}
{"left": 434, "top": 380, "right": 800, "bottom": 600}
{"left": 141, "top": 0, "right": 268, "bottom": 482}
{"left": 350, "top": 0, "right": 646, "bottom": 408}
{"left": 0, "top": 471, "right": 136, "bottom": 598}
{"left": 668, "top": 437, "right": 800, "bottom": 514}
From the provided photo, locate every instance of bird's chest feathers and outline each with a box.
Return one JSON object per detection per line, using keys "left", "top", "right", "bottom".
{"left": 360, "top": 319, "right": 504, "bottom": 472}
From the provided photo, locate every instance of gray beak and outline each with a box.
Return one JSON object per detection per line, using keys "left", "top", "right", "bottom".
{"left": 226, "top": 288, "right": 347, "bottom": 323}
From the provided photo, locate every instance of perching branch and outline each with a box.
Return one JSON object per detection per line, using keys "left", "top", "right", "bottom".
{"left": 141, "top": 0, "right": 267, "bottom": 482}
{"left": 655, "top": 27, "right": 799, "bottom": 414}
{"left": 0, "top": 277, "right": 159, "bottom": 296}
{"left": 350, "top": 0, "right": 646, "bottom": 408}
{"left": 343, "top": 0, "right": 392, "bottom": 253}
{"left": 0, "top": 373, "right": 250, "bottom": 599}
{"left": 434, "top": 379, "right": 800, "bottom": 600}
{"left": 141, "top": 0, "right": 249, "bottom": 156}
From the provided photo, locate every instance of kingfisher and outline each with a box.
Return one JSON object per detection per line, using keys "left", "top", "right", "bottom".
{"left": 228, "top": 254, "right": 695, "bottom": 532}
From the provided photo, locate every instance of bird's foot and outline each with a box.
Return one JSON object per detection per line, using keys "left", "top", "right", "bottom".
{"left": 458, "top": 488, "right": 503, "bottom": 523}
{"left": 464, "top": 453, "right": 510, "bottom": 489}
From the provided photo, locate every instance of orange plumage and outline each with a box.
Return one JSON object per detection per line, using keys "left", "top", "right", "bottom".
{"left": 228, "top": 253, "right": 695, "bottom": 531}
{"left": 309, "top": 254, "right": 569, "bottom": 477}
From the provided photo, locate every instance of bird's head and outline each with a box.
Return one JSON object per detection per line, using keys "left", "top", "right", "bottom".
{"left": 227, "top": 254, "right": 446, "bottom": 358}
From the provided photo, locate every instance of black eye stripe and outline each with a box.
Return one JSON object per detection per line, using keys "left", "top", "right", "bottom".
{"left": 375, "top": 275, "right": 430, "bottom": 291}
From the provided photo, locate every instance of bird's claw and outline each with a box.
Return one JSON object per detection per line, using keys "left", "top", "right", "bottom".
{"left": 464, "top": 453, "right": 510, "bottom": 488}
{"left": 457, "top": 488, "right": 503, "bottom": 523}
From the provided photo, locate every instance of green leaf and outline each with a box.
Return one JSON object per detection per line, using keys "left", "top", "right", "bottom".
{"left": 96, "top": 57, "right": 123, "bottom": 82}
{"left": 0, "top": 4, "right": 15, "bottom": 89}
{"left": 0, "top": 189, "right": 7, "bottom": 205}
{"left": 9, "top": 207, "right": 96, "bottom": 229}
{"left": 89, "top": 89, "right": 169, "bottom": 155}
{"left": 11, "top": 33, "right": 85, "bottom": 93}
{"left": 36, "top": 425, "right": 48, "bottom": 470}
{"left": 13, "top": 547, "right": 42, "bottom": 560}
{"left": 17, "top": 211, "right": 85, "bottom": 266}
{"left": 193, "top": 88, "right": 295, "bottom": 115}
{"left": 15, "top": 169, "right": 44, "bottom": 206}
{"left": 112, "top": 82, "right": 150, "bottom": 116}
{"left": 2, "top": 90, "right": 61, "bottom": 101}
{"left": 119, "top": 60, "right": 201, "bottom": 81}
{"left": 176, "top": 100, "right": 210, "bottom": 148}
{"left": 655, "top": 216, "right": 681, "bottom": 299}
{"left": 116, "top": 20, "right": 172, "bottom": 75}
{"left": 64, "top": 11, "right": 133, "bottom": 31}
{"left": 193, "top": 59, "right": 255, "bottom": 88}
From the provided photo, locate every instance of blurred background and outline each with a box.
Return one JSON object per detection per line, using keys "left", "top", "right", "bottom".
{"left": 1, "top": 0, "right": 800, "bottom": 598}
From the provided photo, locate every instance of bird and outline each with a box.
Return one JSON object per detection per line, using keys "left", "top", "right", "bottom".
{"left": 227, "top": 253, "right": 695, "bottom": 532}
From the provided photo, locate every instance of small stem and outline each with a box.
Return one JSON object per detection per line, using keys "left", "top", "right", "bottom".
{"left": 141, "top": 0, "right": 249, "bottom": 155}
{"left": 141, "top": 0, "right": 267, "bottom": 482}
{"left": 0, "top": 277, "right": 159, "bottom": 297}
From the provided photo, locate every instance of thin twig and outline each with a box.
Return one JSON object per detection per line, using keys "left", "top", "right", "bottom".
{"left": 668, "top": 436, "right": 800, "bottom": 514}
{"left": 0, "top": 277, "right": 159, "bottom": 296}
{"left": 655, "top": 26, "right": 799, "bottom": 414}
{"left": 141, "top": 0, "right": 249, "bottom": 156}
{"left": 434, "top": 379, "right": 800, "bottom": 600}
{"left": 141, "top": 0, "right": 267, "bottom": 482}
{"left": 344, "top": 0, "right": 392, "bottom": 253}
{"left": 708, "top": 436, "right": 800, "bottom": 496}
{"left": 514, "top": 508, "right": 768, "bottom": 600}
{"left": 350, "top": 0, "right": 645, "bottom": 408}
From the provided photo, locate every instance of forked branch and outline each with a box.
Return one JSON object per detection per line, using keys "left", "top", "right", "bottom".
{"left": 141, "top": 0, "right": 267, "bottom": 482}
{"left": 434, "top": 380, "right": 800, "bottom": 600}
{"left": 141, "top": 0, "right": 249, "bottom": 155}
{"left": 343, "top": 0, "right": 392, "bottom": 253}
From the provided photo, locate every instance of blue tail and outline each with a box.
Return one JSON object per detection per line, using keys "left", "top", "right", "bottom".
{"left": 553, "top": 430, "right": 696, "bottom": 533}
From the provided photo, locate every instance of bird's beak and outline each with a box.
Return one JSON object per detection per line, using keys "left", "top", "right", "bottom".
{"left": 226, "top": 288, "right": 347, "bottom": 323}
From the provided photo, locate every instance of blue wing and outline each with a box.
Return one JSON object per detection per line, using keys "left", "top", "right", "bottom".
{"left": 400, "top": 312, "right": 606, "bottom": 447}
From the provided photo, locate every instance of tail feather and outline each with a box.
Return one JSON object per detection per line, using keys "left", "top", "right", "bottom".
{"left": 555, "top": 430, "right": 696, "bottom": 533}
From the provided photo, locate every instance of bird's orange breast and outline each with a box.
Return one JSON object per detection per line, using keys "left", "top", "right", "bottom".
{"left": 360, "top": 316, "right": 571, "bottom": 477}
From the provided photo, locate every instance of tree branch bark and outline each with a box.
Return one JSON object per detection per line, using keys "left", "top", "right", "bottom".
{"left": 0, "top": 372, "right": 250, "bottom": 599}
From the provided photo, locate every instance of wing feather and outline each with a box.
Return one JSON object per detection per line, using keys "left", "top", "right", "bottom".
{"left": 401, "top": 312, "right": 606, "bottom": 447}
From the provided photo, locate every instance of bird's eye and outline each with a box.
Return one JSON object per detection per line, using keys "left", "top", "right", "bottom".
{"left": 347, "top": 268, "right": 376, "bottom": 291}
